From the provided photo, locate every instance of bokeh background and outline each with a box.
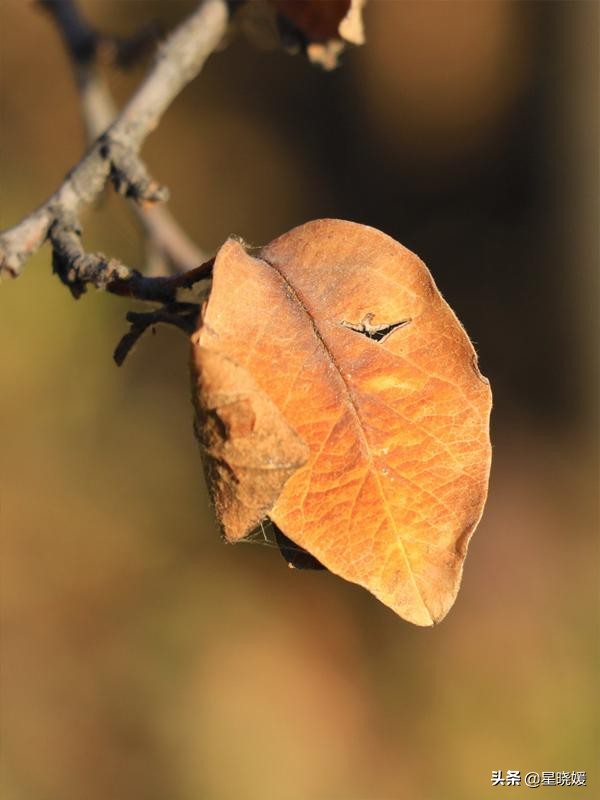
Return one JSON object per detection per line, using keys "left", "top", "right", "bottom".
{"left": 1, "top": 2, "right": 598, "bottom": 799}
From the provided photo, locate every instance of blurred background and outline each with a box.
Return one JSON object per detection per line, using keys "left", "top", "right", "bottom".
{"left": 1, "top": 1, "right": 598, "bottom": 799}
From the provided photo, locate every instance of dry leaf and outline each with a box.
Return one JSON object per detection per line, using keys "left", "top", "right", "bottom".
{"left": 191, "top": 346, "right": 309, "bottom": 541}
{"left": 191, "top": 220, "right": 492, "bottom": 625}
{"left": 238, "top": 0, "right": 366, "bottom": 69}
{"left": 272, "top": 0, "right": 353, "bottom": 41}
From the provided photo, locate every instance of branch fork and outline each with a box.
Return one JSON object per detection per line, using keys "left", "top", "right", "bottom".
{"left": 0, "top": 0, "right": 229, "bottom": 287}
{"left": 99, "top": 135, "right": 168, "bottom": 204}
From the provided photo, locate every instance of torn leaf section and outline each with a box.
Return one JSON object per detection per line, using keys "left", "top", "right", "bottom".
{"left": 190, "top": 345, "right": 309, "bottom": 542}
{"left": 341, "top": 313, "right": 411, "bottom": 343}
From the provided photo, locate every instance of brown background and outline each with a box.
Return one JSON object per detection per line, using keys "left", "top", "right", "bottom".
{"left": 1, "top": 2, "right": 598, "bottom": 799}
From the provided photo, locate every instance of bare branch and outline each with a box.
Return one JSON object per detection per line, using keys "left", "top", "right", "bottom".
{"left": 137, "top": 204, "right": 208, "bottom": 275}
{"left": 0, "top": 0, "right": 228, "bottom": 283}
{"left": 113, "top": 305, "right": 200, "bottom": 366}
{"left": 38, "top": 0, "right": 160, "bottom": 70}
{"left": 49, "top": 206, "right": 214, "bottom": 302}
{"left": 40, "top": 0, "right": 206, "bottom": 274}
{"left": 39, "top": 0, "right": 97, "bottom": 65}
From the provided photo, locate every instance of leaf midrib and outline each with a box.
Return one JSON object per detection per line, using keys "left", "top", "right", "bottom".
{"left": 259, "top": 252, "right": 434, "bottom": 624}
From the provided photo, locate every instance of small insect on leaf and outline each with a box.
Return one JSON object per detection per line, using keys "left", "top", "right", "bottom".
{"left": 191, "top": 219, "right": 492, "bottom": 626}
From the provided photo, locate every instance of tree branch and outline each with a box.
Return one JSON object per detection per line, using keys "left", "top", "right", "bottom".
{"left": 113, "top": 304, "right": 200, "bottom": 366}
{"left": 48, "top": 205, "right": 214, "bottom": 300}
{"left": 40, "top": 0, "right": 207, "bottom": 274}
{"left": 0, "top": 0, "right": 228, "bottom": 289}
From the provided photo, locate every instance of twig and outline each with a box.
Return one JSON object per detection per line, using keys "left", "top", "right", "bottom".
{"left": 38, "top": 0, "right": 160, "bottom": 72}
{"left": 49, "top": 206, "right": 214, "bottom": 300}
{"left": 0, "top": 0, "right": 228, "bottom": 287}
{"left": 113, "top": 305, "right": 200, "bottom": 366}
{"left": 39, "top": 0, "right": 206, "bottom": 274}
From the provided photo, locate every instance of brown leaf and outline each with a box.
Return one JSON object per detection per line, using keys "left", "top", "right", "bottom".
{"left": 272, "top": 0, "right": 353, "bottom": 41}
{"left": 192, "top": 220, "right": 492, "bottom": 625}
{"left": 191, "top": 346, "right": 309, "bottom": 542}
{"left": 237, "top": 0, "right": 366, "bottom": 69}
